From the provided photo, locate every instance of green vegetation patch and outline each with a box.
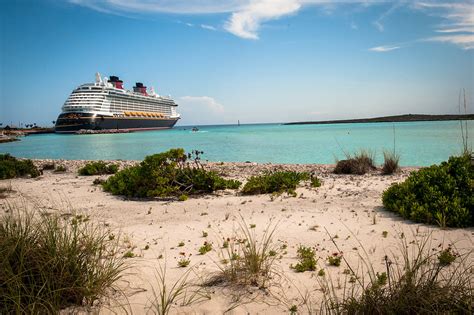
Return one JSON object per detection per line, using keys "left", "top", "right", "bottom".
{"left": 382, "top": 154, "right": 474, "bottom": 227}
{"left": 241, "top": 170, "right": 310, "bottom": 195}
{"left": 78, "top": 161, "right": 119, "bottom": 176}
{"left": 102, "top": 149, "right": 241, "bottom": 198}
{"left": 292, "top": 245, "right": 317, "bottom": 272}
{"left": 0, "top": 209, "right": 126, "bottom": 313}
{"left": 0, "top": 154, "right": 40, "bottom": 179}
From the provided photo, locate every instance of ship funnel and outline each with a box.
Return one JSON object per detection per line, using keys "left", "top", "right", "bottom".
{"left": 133, "top": 82, "right": 148, "bottom": 96}
{"left": 108, "top": 75, "right": 124, "bottom": 89}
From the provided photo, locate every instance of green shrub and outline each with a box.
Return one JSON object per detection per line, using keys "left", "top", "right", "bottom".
{"left": 0, "top": 154, "right": 41, "bottom": 179}
{"left": 78, "top": 161, "right": 118, "bottom": 176}
{"left": 54, "top": 165, "right": 67, "bottom": 173}
{"left": 102, "top": 149, "right": 241, "bottom": 198}
{"left": 241, "top": 171, "right": 310, "bottom": 195}
{"left": 42, "top": 162, "right": 55, "bottom": 170}
{"left": 292, "top": 246, "right": 317, "bottom": 272}
{"left": 334, "top": 150, "right": 376, "bottom": 175}
{"left": 382, "top": 154, "right": 474, "bottom": 227}
{"left": 0, "top": 207, "right": 126, "bottom": 313}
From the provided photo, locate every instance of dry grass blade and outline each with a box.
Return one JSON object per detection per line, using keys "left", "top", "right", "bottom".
{"left": 205, "top": 216, "right": 281, "bottom": 289}
{"left": 148, "top": 262, "right": 210, "bottom": 315}
{"left": 320, "top": 229, "right": 474, "bottom": 314}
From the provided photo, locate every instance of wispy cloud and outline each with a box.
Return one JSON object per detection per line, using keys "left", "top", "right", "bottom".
{"left": 69, "top": 0, "right": 378, "bottom": 40}
{"left": 369, "top": 44, "right": 401, "bottom": 52}
{"left": 69, "top": 0, "right": 474, "bottom": 50}
{"left": 414, "top": 1, "right": 474, "bottom": 50}
{"left": 201, "top": 24, "right": 217, "bottom": 31}
{"left": 373, "top": 1, "right": 402, "bottom": 32}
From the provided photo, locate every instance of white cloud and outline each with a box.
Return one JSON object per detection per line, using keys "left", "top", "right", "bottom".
{"left": 224, "top": 0, "right": 301, "bottom": 40}
{"left": 369, "top": 45, "right": 401, "bottom": 52}
{"left": 178, "top": 96, "right": 225, "bottom": 125}
{"left": 179, "top": 96, "right": 224, "bottom": 113}
{"left": 201, "top": 24, "right": 217, "bottom": 31}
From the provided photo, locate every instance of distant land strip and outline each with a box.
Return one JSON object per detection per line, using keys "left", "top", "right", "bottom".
{"left": 284, "top": 114, "right": 474, "bottom": 125}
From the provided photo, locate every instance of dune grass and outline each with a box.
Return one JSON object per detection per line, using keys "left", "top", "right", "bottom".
{"left": 334, "top": 150, "right": 376, "bottom": 175}
{"left": 382, "top": 150, "right": 400, "bottom": 175}
{"left": 0, "top": 203, "right": 127, "bottom": 313}
{"left": 205, "top": 217, "right": 281, "bottom": 289}
{"left": 319, "top": 232, "right": 473, "bottom": 314}
{"left": 147, "top": 263, "right": 210, "bottom": 315}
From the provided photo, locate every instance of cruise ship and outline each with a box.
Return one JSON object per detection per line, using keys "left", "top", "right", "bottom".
{"left": 54, "top": 73, "right": 180, "bottom": 133}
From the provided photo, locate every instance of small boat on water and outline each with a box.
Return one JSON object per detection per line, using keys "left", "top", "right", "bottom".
{"left": 192, "top": 127, "right": 199, "bottom": 132}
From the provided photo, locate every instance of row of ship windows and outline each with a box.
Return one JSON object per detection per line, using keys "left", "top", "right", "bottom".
{"left": 109, "top": 94, "right": 175, "bottom": 105}
{"left": 110, "top": 106, "right": 171, "bottom": 114}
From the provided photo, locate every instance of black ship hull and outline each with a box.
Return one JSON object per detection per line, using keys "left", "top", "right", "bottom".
{"left": 55, "top": 113, "right": 178, "bottom": 133}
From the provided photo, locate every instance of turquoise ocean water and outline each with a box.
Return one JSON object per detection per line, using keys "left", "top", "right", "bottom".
{"left": 1, "top": 121, "right": 472, "bottom": 166}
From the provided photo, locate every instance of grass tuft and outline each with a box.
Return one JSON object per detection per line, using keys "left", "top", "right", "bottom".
{"left": 334, "top": 150, "right": 376, "bottom": 175}
{"left": 0, "top": 203, "right": 126, "bottom": 313}
{"left": 205, "top": 217, "right": 280, "bottom": 288}
{"left": 320, "top": 232, "right": 473, "bottom": 314}
{"left": 148, "top": 263, "right": 210, "bottom": 315}
{"left": 382, "top": 151, "right": 400, "bottom": 175}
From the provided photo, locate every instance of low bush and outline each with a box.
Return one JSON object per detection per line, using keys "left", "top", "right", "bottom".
{"left": 0, "top": 206, "right": 126, "bottom": 313}
{"left": 382, "top": 154, "right": 473, "bottom": 227}
{"left": 0, "top": 154, "right": 40, "bottom": 179}
{"left": 78, "top": 161, "right": 118, "bottom": 176}
{"left": 382, "top": 151, "right": 400, "bottom": 175}
{"left": 334, "top": 150, "right": 376, "bottom": 175}
{"left": 241, "top": 171, "right": 310, "bottom": 195}
{"left": 54, "top": 164, "right": 67, "bottom": 173}
{"left": 42, "top": 162, "right": 55, "bottom": 170}
{"left": 103, "top": 149, "right": 241, "bottom": 198}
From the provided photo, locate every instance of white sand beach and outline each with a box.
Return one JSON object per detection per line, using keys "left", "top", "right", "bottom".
{"left": 1, "top": 160, "right": 473, "bottom": 314}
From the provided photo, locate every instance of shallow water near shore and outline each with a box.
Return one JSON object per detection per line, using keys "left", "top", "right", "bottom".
{"left": 1, "top": 120, "right": 472, "bottom": 166}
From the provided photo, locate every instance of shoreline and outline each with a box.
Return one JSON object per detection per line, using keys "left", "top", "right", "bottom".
{"left": 28, "top": 158, "right": 421, "bottom": 179}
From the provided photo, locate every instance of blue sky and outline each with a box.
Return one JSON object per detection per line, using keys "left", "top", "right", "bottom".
{"left": 1, "top": 0, "right": 473, "bottom": 126}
